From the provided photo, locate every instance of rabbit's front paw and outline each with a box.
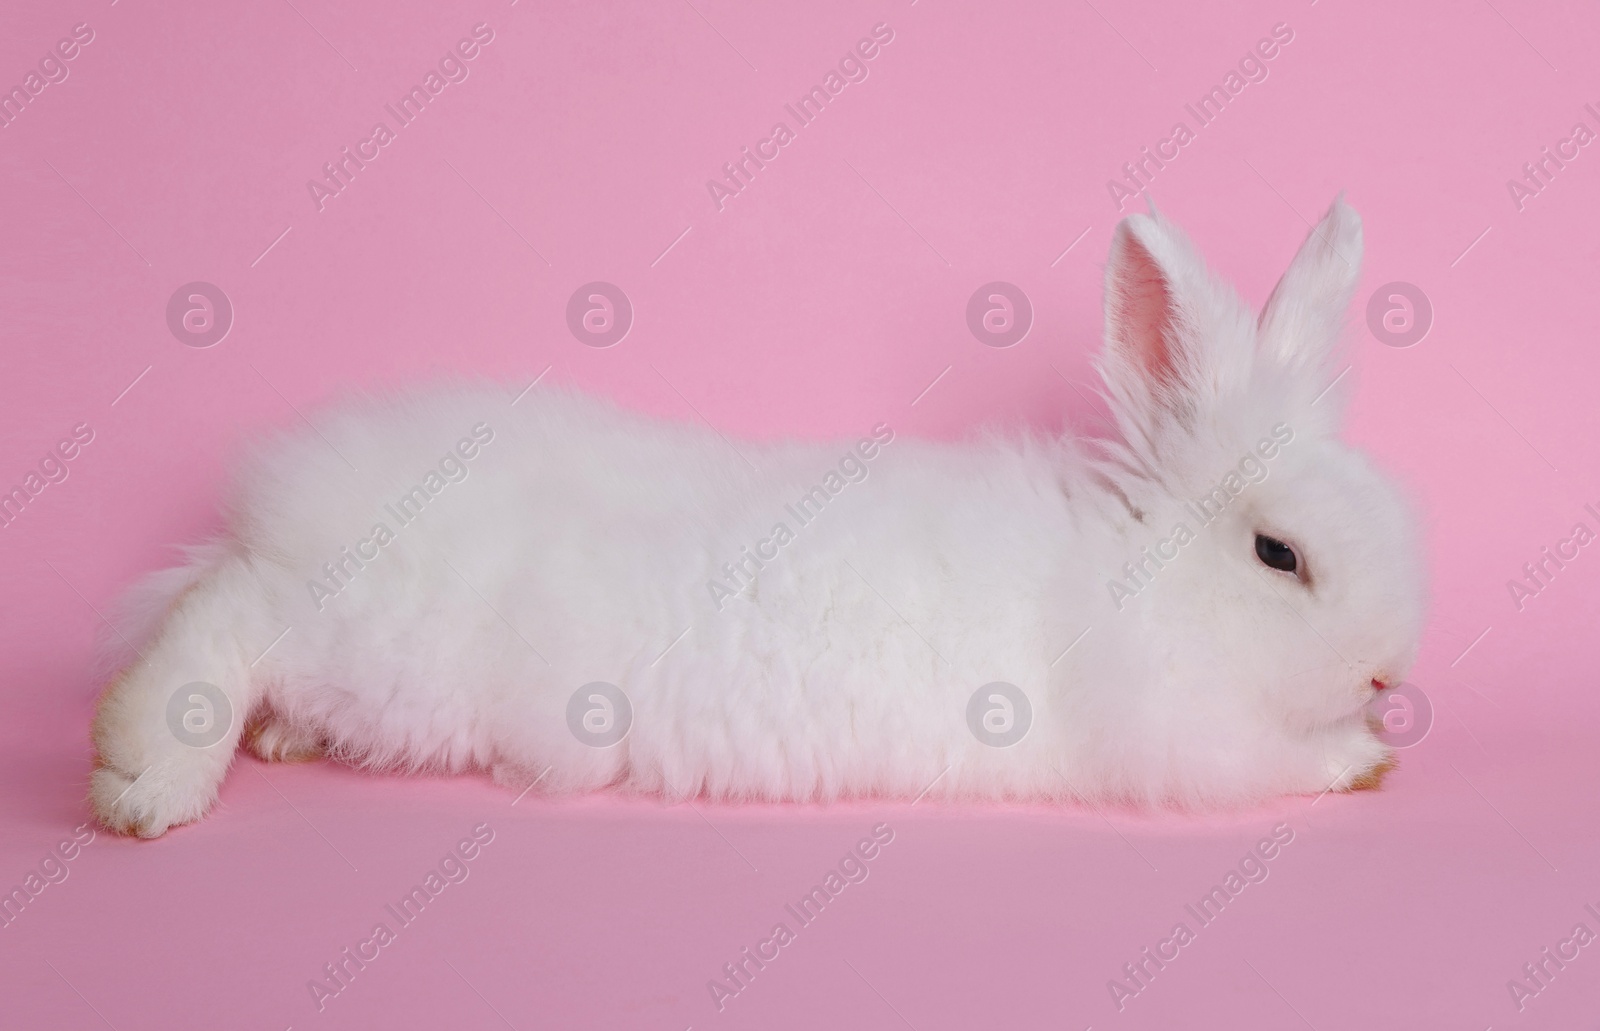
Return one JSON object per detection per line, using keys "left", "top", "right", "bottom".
{"left": 1318, "top": 727, "right": 1395, "bottom": 794}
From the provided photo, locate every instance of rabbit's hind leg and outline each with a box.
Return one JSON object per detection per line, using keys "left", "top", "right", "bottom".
{"left": 89, "top": 554, "right": 271, "bottom": 837}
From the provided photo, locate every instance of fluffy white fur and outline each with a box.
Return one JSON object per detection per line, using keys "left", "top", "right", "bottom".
{"left": 90, "top": 198, "right": 1426, "bottom": 837}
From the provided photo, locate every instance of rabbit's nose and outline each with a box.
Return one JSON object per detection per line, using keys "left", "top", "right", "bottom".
{"left": 1371, "top": 678, "right": 1393, "bottom": 692}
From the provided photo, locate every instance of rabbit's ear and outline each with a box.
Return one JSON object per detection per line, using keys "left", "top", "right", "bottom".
{"left": 1258, "top": 196, "right": 1363, "bottom": 377}
{"left": 1098, "top": 212, "right": 1249, "bottom": 450}
{"left": 1103, "top": 216, "right": 1183, "bottom": 391}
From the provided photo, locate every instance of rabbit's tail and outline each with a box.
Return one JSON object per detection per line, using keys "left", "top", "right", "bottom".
{"left": 93, "top": 539, "right": 239, "bottom": 681}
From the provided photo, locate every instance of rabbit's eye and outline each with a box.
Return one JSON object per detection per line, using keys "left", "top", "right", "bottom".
{"left": 1254, "top": 533, "right": 1298, "bottom": 574}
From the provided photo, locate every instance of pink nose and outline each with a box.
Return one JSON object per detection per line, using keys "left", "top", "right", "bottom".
{"left": 1371, "top": 678, "right": 1392, "bottom": 691}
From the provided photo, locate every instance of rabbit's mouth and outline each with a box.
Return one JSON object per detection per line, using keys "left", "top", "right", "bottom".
{"left": 1328, "top": 674, "right": 1398, "bottom": 722}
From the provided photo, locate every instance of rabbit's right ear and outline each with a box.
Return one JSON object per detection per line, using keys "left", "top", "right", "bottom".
{"left": 1257, "top": 196, "right": 1363, "bottom": 379}
{"left": 1097, "top": 213, "right": 1250, "bottom": 459}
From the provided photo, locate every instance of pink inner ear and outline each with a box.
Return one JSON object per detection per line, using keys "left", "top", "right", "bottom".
{"left": 1111, "top": 232, "right": 1179, "bottom": 386}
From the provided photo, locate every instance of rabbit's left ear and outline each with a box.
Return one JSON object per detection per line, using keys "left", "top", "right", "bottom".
{"left": 1098, "top": 211, "right": 1253, "bottom": 456}
{"left": 1257, "top": 196, "right": 1363, "bottom": 377}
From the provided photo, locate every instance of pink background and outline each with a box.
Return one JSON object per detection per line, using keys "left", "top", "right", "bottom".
{"left": 4, "top": 0, "right": 1599, "bottom": 1028}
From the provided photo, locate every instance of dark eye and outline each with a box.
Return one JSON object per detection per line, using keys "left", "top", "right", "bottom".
{"left": 1255, "top": 533, "right": 1298, "bottom": 574}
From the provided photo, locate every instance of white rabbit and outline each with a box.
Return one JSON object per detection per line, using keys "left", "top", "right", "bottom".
{"left": 90, "top": 197, "right": 1425, "bottom": 837}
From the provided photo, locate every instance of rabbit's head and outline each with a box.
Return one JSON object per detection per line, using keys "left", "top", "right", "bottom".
{"left": 1092, "top": 197, "right": 1426, "bottom": 744}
